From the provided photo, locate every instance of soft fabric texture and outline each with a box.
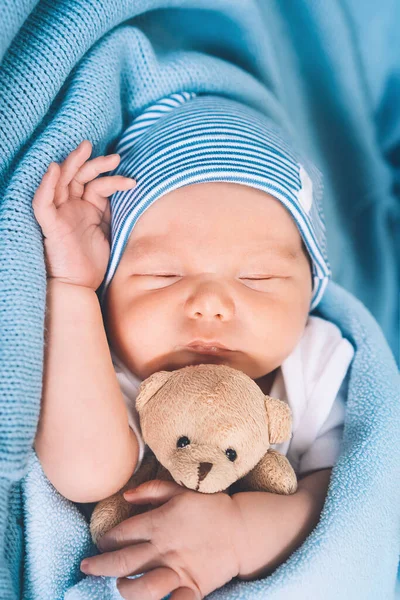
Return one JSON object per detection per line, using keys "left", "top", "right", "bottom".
{"left": 0, "top": 1, "right": 399, "bottom": 599}
{"left": 99, "top": 91, "right": 330, "bottom": 309}
{"left": 113, "top": 316, "right": 355, "bottom": 478}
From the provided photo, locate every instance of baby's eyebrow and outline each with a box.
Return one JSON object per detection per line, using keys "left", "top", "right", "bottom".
{"left": 124, "top": 236, "right": 172, "bottom": 260}
{"left": 242, "top": 245, "right": 302, "bottom": 262}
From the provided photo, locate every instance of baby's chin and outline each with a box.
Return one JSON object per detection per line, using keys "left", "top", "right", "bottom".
{"left": 157, "top": 348, "right": 275, "bottom": 381}
{"left": 164, "top": 353, "right": 232, "bottom": 369}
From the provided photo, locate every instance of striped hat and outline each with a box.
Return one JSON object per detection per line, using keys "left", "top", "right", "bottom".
{"left": 98, "top": 92, "right": 330, "bottom": 309}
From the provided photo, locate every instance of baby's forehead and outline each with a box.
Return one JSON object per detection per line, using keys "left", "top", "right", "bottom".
{"left": 124, "top": 182, "right": 304, "bottom": 255}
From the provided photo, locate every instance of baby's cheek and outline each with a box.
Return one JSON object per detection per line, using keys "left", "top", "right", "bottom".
{"left": 125, "top": 300, "right": 178, "bottom": 358}
{"left": 263, "top": 297, "right": 306, "bottom": 356}
{"left": 280, "top": 306, "right": 308, "bottom": 352}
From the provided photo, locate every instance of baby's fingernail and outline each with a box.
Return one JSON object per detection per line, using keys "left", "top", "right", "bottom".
{"left": 80, "top": 560, "right": 89, "bottom": 572}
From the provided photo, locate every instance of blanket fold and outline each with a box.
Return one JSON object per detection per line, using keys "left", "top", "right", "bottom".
{"left": 0, "top": 1, "right": 399, "bottom": 599}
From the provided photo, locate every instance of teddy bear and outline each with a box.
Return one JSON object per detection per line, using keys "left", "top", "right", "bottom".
{"left": 89, "top": 363, "right": 298, "bottom": 545}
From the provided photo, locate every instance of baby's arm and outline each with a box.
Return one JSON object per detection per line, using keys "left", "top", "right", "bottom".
{"left": 34, "top": 279, "right": 139, "bottom": 504}
{"left": 32, "top": 141, "right": 139, "bottom": 503}
{"left": 232, "top": 468, "right": 332, "bottom": 580}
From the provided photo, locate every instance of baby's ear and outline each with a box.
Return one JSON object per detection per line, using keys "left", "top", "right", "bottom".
{"left": 136, "top": 371, "right": 174, "bottom": 413}
{"left": 264, "top": 396, "right": 293, "bottom": 444}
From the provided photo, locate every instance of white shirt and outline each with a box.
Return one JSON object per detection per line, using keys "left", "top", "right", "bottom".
{"left": 111, "top": 315, "right": 355, "bottom": 478}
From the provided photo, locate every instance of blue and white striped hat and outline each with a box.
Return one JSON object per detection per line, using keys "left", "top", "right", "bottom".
{"left": 98, "top": 92, "right": 331, "bottom": 309}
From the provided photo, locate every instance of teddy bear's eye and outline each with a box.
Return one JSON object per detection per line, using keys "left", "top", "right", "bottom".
{"left": 225, "top": 448, "right": 237, "bottom": 462}
{"left": 177, "top": 436, "right": 191, "bottom": 448}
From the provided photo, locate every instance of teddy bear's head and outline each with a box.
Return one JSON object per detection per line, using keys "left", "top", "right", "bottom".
{"left": 135, "top": 364, "right": 292, "bottom": 493}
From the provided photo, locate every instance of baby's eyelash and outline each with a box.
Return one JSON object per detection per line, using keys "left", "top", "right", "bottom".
{"left": 240, "top": 276, "right": 274, "bottom": 280}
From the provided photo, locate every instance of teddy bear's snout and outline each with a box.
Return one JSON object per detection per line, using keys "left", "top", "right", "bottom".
{"left": 198, "top": 462, "right": 213, "bottom": 481}
{"left": 178, "top": 462, "right": 213, "bottom": 492}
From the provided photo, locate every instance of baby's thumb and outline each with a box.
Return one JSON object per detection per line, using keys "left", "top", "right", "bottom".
{"left": 88, "top": 175, "right": 136, "bottom": 199}
{"left": 123, "top": 479, "right": 185, "bottom": 506}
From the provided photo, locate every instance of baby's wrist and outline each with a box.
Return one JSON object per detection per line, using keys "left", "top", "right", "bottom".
{"left": 230, "top": 489, "right": 315, "bottom": 580}
{"left": 46, "top": 276, "right": 98, "bottom": 293}
{"left": 229, "top": 492, "right": 255, "bottom": 579}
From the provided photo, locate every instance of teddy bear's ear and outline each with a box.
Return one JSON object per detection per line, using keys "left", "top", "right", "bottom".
{"left": 264, "top": 396, "right": 293, "bottom": 444}
{"left": 136, "top": 370, "right": 174, "bottom": 412}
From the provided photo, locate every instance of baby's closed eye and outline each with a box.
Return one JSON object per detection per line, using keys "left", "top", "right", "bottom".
{"left": 238, "top": 275, "right": 289, "bottom": 290}
{"left": 131, "top": 271, "right": 289, "bottom": 291}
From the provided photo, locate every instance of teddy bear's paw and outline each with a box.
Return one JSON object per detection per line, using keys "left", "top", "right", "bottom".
{"left": 237, "top": 449, "right": 297, "bottom": 495}
{"left": 89, "top": 493, "right": 136, "bottom": 547}
{"left": 262, "top": 450, "right": 298, "bottom": 494}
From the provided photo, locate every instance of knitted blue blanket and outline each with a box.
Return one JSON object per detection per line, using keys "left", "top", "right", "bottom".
{"left": 1, "top": 1, "right": 399, "bottom": 599}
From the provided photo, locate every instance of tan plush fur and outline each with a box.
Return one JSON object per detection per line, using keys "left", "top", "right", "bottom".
{"left": 90, "top": 364, "right": 297, "bottom": 546}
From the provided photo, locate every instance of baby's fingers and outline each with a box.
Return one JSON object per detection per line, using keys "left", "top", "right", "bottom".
{"left": 83, "top": 176, "right": 136, "bottom": 214}
{"left": 86, "top": 175, "right": 136, "bottom": 198}
{"left": 69, "top": 154, "right": 121, "bottom": 199}
{"left": 56, "top": 140, "right": 93, "bottom": 206}
{"left": 32, "top": 163, "right": 61, "bottom": 237}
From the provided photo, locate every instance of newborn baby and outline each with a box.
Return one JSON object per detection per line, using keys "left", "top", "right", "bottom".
{"left": 102, "top": 92, "right": 354, "bottom": 479}
{"left": 33, "top": 92, "right": 354, "bottom": 594}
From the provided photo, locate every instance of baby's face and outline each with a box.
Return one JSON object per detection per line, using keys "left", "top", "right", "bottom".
{"left": 104, "top": 182, "right": 312, "bottom": 382}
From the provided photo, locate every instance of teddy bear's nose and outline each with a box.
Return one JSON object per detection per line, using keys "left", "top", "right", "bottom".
{"left": 198, "top": 462, "right": 213, "bottom": 481}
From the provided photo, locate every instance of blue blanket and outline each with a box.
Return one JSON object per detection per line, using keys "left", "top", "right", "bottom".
{"left": 0, "top": 1, "right": 399, "bottom": 599}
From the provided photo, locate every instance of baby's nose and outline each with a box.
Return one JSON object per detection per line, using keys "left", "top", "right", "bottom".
{"left": 184, "top": 279, "right": 235, "bottom": 321}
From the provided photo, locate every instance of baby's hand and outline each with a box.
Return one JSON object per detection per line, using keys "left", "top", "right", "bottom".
{"left": 80, "top": 480, "right": 245, "bottom": 599}
{"left": 32, "top": 140, "right": 136, "bottom": 291}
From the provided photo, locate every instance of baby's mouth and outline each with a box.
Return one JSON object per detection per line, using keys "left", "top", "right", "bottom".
{"left": 166, "top": 344, "right": 238, "bottom": 370}
{"left": 185, "top": 345, "right": 232, "bottom": 355}
{"left": 182, "top": 340, "right": 235, "bottom": 355}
